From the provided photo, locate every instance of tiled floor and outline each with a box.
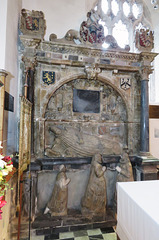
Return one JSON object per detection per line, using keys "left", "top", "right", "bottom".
{"left": 30, "top": 228, "right": 117, "bottom": 240}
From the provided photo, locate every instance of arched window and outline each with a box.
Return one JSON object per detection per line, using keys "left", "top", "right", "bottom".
{"left": 93, "top": 0, "right": 152, "bottom": 51}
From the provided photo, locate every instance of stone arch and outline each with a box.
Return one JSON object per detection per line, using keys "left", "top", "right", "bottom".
{"left": 43, "top": 74, "right": 130, "bottom": 155}
{"left": 42, "top": 73, "right": 129, "bottom": 121}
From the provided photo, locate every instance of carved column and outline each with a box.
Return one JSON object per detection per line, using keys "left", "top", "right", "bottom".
{"left": 22, "top": 56, "right": 37, "bottom": 154}
{"left": 139, "top": 58, "right": 159, "bottom": 181}
{"left": 139, "top": 53, "right": 157, "bottom": 155}
{"left": 0, "top": 69, "right": 8, "bottom": 152}
{"left": 140, "top": 67, "right": 150, "bottom": 154}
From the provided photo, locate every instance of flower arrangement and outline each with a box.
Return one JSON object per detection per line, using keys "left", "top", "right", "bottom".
{"left": 0, "top": 154, "right": 14, "bottom": 219}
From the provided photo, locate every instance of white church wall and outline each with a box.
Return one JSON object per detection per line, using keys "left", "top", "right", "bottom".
{"left": 0, "top": 0, "right": 8, "bottom": 69}
{"left": 150, "top": 119, "right": 159, "bottom": 158}
{"left": 22, "top": 0, "right": 87, "bottom": 41}
{"left": 2, "top": 0, "right": 22, "bottom": 154}
{"left": 144, "top": 0, "right": 159, "bottom": 104}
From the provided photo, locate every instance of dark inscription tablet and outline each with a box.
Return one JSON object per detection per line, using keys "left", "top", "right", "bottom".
{"left": 73, "top": 89, "right": 100, "bottom": 113}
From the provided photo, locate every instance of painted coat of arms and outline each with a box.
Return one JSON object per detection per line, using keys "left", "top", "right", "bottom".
{"left": 20, "top": 9, "right": 46, "bottom": 38}
{"left": 135, "top": 29, "right": 154, "bottom": 52}
{"left": 25, "top": 16, "right": 39, "bottom": 31}
{"left": 80, "top": 10, "right": 105, "bottom": 44}
{"left": 42, "top": 71, "right": 55, "bottom": 85}
{"left": 120, "top": 78, "right": 131, "bottom": 90}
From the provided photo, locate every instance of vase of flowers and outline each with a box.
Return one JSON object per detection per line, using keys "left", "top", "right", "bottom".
{"left": 0, "top": 154, "right": 14, "bottom": 219}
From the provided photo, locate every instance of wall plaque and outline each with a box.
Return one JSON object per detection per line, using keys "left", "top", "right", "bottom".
{"left": 4, "top": 91, "right": 14, "bottom": 112}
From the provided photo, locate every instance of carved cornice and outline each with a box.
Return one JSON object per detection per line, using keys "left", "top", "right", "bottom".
{"left": 139, "top": 52, "right": 158, "bottom": 63}
{"left": 20, "top": 35, "right": 41, "bottom": 49}
{"left": 40, "top": 41, "right": 141, "bottom": 61}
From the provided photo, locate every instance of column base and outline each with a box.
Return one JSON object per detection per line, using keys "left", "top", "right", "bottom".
{"left": 136, "top": 154, "right": 159, "bottom": 181}
{"left": 139, "top": 151, "right": 151, "bottom": 157}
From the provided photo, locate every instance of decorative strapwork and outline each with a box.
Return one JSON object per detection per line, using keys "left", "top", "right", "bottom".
{"left": 20, "top": 9, "right": 46, "bottom": 39}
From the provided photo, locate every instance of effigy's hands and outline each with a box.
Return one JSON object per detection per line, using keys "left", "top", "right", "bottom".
{"left": 116, "top": 166, "right": 121, "bottom": 173}
{"left": 102, "top": 166, "right": 106, "bottom": 172}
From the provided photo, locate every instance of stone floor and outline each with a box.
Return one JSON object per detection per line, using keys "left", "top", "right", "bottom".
{"left": 22, "top": 228, "right": 117, "bottom": 240}
{"left": 11, "top": 209, "right": 117, "bottom": 240}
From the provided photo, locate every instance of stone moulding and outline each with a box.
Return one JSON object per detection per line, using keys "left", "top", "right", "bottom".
{"left": 20, "top": 35, "right": 41, "bottom": 49}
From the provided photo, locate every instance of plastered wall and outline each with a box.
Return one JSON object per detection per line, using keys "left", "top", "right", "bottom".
{"left": 150, "top": 119, "right": 159, "bottom": 158}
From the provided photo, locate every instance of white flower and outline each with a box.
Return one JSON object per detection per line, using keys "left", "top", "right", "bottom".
{"left": 1, "top": 169, "right": 9, "bottom": 176}
{"left": 0, "top": 160, "right": 7, "bottom": 169}
{"left": 6, "top": 165, "right": 13, "bottom": 172}
{"left": 0, "top": 154, "right": 5, "bottom": 160}
{"left": 0, "top": 141, "right": 3, "bottom": 149}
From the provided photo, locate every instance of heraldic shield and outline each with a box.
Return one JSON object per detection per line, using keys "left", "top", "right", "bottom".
{"left": 120, "top": 78, "right": 131, "bottom": 90}
{"left": 42, "top": 71, "right": 55, "bottom": 85}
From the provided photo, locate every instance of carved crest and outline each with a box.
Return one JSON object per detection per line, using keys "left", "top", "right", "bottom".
{"left": 20, "top": 9, "right": 46, "bottom": 39}
{"left": 135, "top": 29, "right": 154, "bottom": 52}
{"left": 120, "top": 78, "right": 131, "bottom": 90}
{"left": 42, "top": 71, "right": 55, "bottom": 85}
{"left": 80, "top": 10, "right": 105, "bottom": 44}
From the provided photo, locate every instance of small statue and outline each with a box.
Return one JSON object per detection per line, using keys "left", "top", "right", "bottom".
{"left": 116, "top": 148, "right": 134, "bottom": 182}
{"left": 113, "top": 148, "right": 134, "bottom": 212}
{"left": 81, "top": 153, "right": 106, "bottom": 217}
{"left": 44, "top": 165, "right": 70, "bottom": 216}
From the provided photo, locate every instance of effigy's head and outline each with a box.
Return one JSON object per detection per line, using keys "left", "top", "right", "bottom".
{"left": 93, "top": 153, "right": 102, "bottom": 164}
{"left": 59, "top": 164, "right": 66, "bottom": 172}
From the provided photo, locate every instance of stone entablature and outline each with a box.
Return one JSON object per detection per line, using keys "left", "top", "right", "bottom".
{"left": 35, "top": 41, "right": 156, "bottom": 72}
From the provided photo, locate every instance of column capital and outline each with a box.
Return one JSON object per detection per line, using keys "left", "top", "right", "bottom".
{"left": 22, "top": 56, "right": 37, "bottom": 71}
{"left": 140, "top": 66, "right": 153, "bottom": 81}
{"left": 0, "top": 69, "right": 8, "bottom": 77}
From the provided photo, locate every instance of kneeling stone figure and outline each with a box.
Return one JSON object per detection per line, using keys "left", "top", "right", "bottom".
{"left": 44, "top": 165, "right": 70, "bottom": 216}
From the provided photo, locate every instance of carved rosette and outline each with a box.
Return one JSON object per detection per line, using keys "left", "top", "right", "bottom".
{"left": 84, "top": 65, "right": 101, "bottom": 79}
